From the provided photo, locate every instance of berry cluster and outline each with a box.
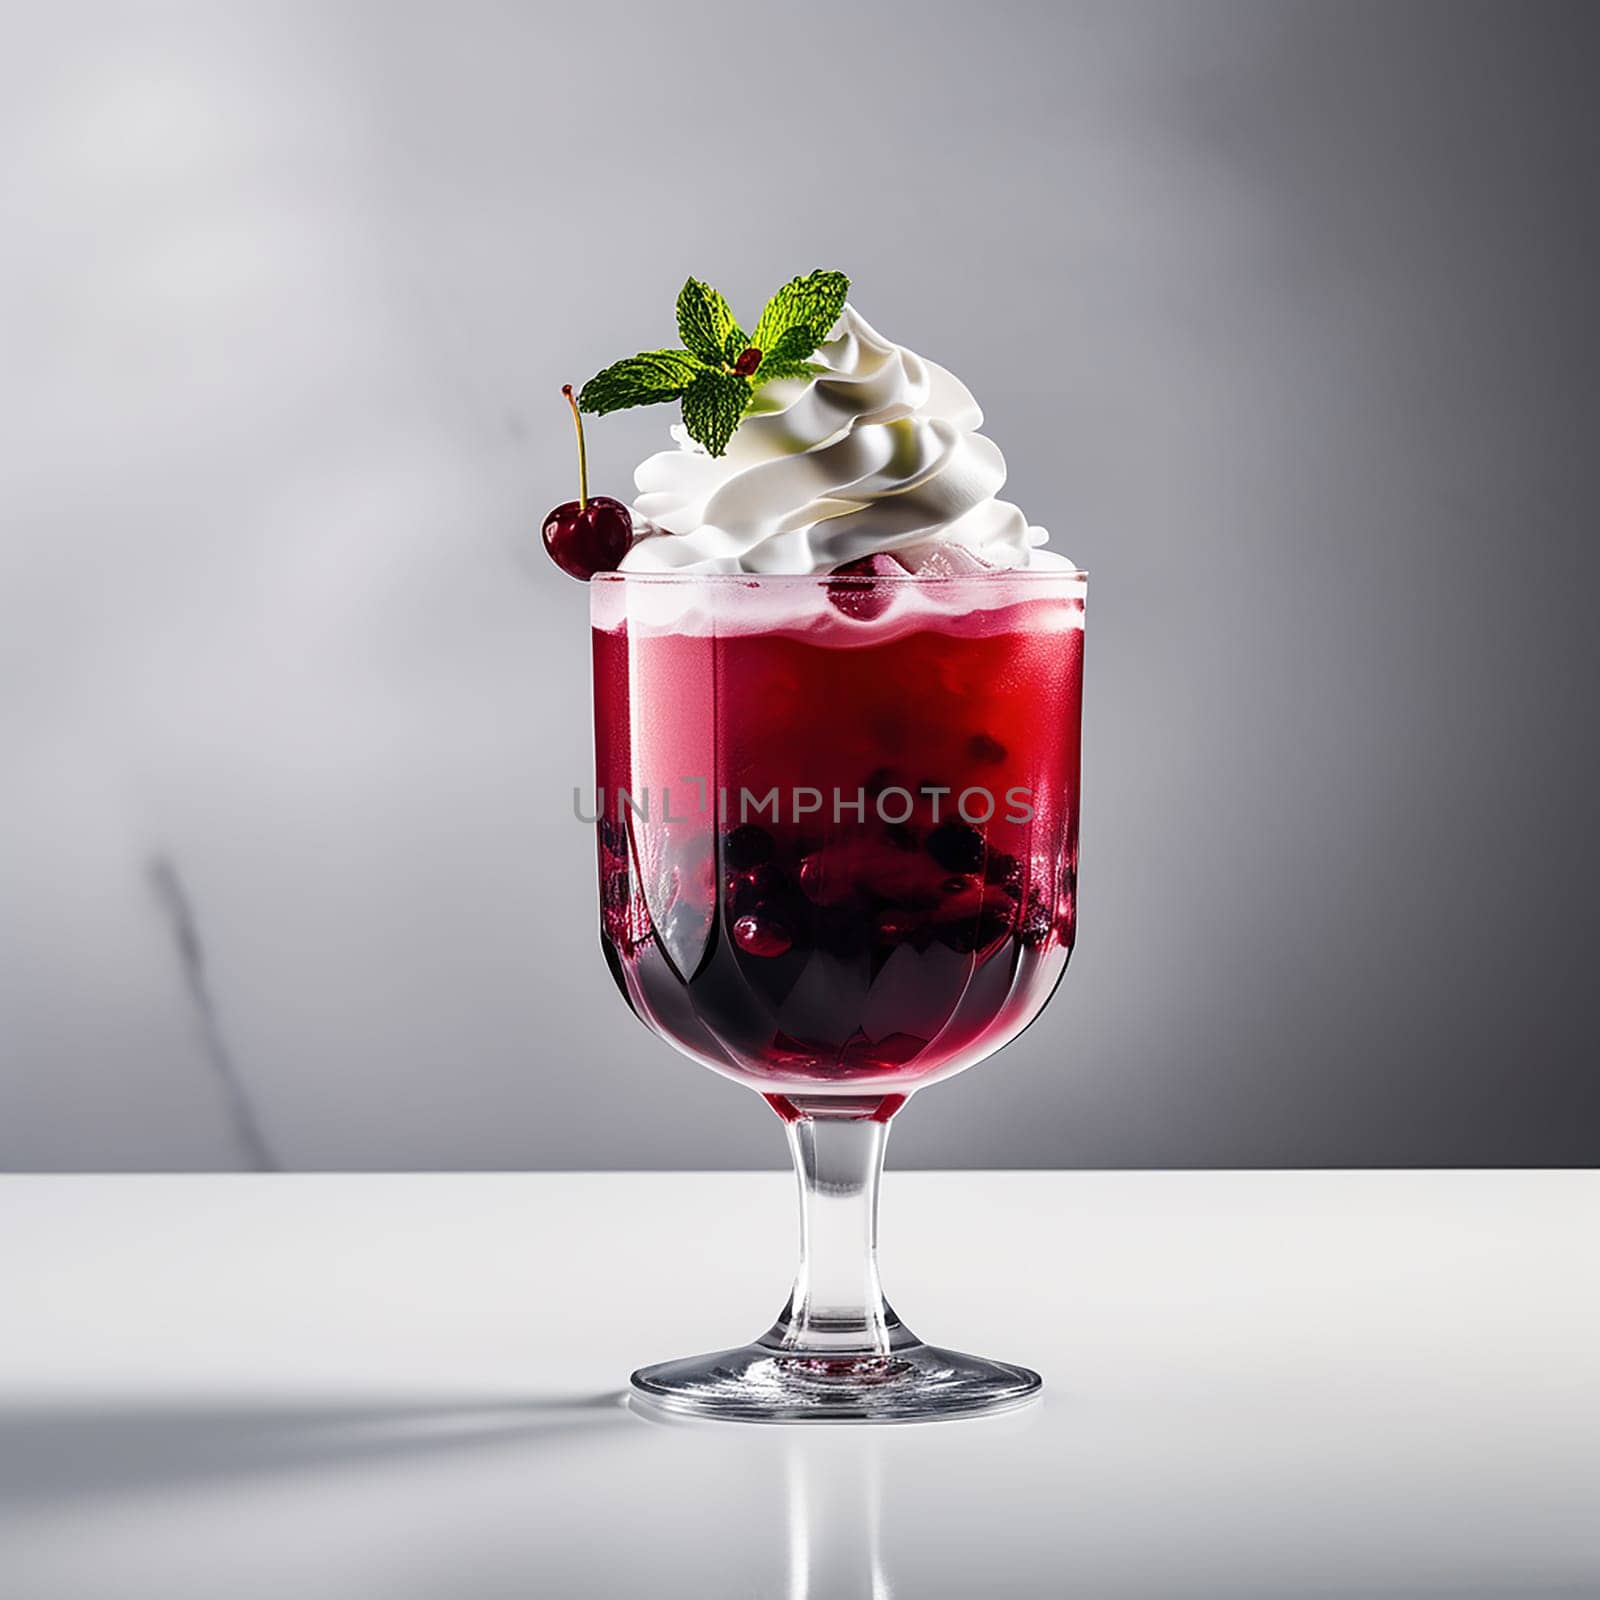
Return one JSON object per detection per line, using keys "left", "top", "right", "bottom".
{"left": 598, "top": 790, "right": 1074, "bottom": 970}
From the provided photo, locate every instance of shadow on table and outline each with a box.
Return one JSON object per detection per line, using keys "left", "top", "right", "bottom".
{"left": 0, "top": 1391, "right": 630, "bottom": 1509}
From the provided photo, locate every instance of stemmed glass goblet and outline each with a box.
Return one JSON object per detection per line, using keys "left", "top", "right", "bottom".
{"left": 591, "top": 567, "right": 1085, "bottom": 1420}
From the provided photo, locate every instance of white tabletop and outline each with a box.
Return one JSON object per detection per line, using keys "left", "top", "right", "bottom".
{"left": 2, "top": 1171, "right": 1596, "bottom": 1598}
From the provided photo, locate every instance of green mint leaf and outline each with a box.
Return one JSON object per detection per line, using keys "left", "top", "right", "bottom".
{"left": 723, "top": 327, "right": 751, "bottom": 364}
{"left": 676, "top": 279, "right": 745, "bottom": 365}
{"left": 578, "top": 350, "right": 705, "bottom": 415}
{"left": 752, "top": 356, "right": 823, "bottom": 387}
{"left": 752, "top": 270, "right": 850, "bottom": 357}
{"left": 681, "top": 370, "right": 751, "bottom": 456}
{"left": 766, "top": 325, "right": 819, "bottom": 362}
{"left": 752, "top": 326, "right": 827, "bottom": 387}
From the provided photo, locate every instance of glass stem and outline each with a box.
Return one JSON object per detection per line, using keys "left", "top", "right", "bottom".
{"left": 762, "top": 1099, "right": 914, "bottom": 1360}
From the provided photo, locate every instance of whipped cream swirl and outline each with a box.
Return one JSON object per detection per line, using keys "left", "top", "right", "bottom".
{"left": 621, "top": 306, "right": 1070, "bottom": 574}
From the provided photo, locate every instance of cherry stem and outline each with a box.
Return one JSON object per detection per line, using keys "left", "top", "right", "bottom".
{"left": 562, "top": 384, "right": 588, "bottom": 510}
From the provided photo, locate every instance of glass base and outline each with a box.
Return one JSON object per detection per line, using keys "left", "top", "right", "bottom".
{"left": 630, "top": 1340, "right": 1041, "bottom": 1423}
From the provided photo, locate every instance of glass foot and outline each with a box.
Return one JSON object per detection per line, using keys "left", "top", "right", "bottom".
{"left": 630, "top": 1340, "right": 1041, "bottom": 1423}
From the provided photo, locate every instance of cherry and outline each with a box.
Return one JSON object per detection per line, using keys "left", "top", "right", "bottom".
{"left": 733, "top": 346, "right": 762, "bottom": 377}
{"left": 826, "top": 552, "right": 907, "bottom": 620}
{"left": 797, "top": 853, "right": 830, "bottom": 903}
{"left": 542, "top": 385, "right": 633, "bottom": 580}
{"left": 733, "top": 914, "right": 792, "bottom": 958}
{"left": 544, "top": 495, "right": 631, "bottom": 581}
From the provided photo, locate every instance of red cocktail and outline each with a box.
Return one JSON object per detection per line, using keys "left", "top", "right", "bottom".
{"left": 593, "top": 571, "right": 1083, "bottom": 1103}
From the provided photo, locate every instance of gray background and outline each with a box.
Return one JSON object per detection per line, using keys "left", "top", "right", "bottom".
{"left": 2, "top": 0, "right": 1596, "bottom": 1172}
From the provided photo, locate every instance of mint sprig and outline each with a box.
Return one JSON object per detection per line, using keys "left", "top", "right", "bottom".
{"left": 576, "top": 269, "right": 850, "bottom": 456}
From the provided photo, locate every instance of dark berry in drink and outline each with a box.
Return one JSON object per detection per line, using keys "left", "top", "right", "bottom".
{"left": 724, "top": 824, "right": 776, "bottom": 871}
{"left": 733, "top": 915, "right": 793, "bottom": 958}
{"left": 926, "top": 820, "right": 986, "bottom": 874}
{"left": 826, "top": 553, "right": 906, "bottom": 620}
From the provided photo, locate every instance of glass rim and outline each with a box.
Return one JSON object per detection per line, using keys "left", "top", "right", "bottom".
{"left": 590, "top": 566, "right": 1088, "bottom": 585}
